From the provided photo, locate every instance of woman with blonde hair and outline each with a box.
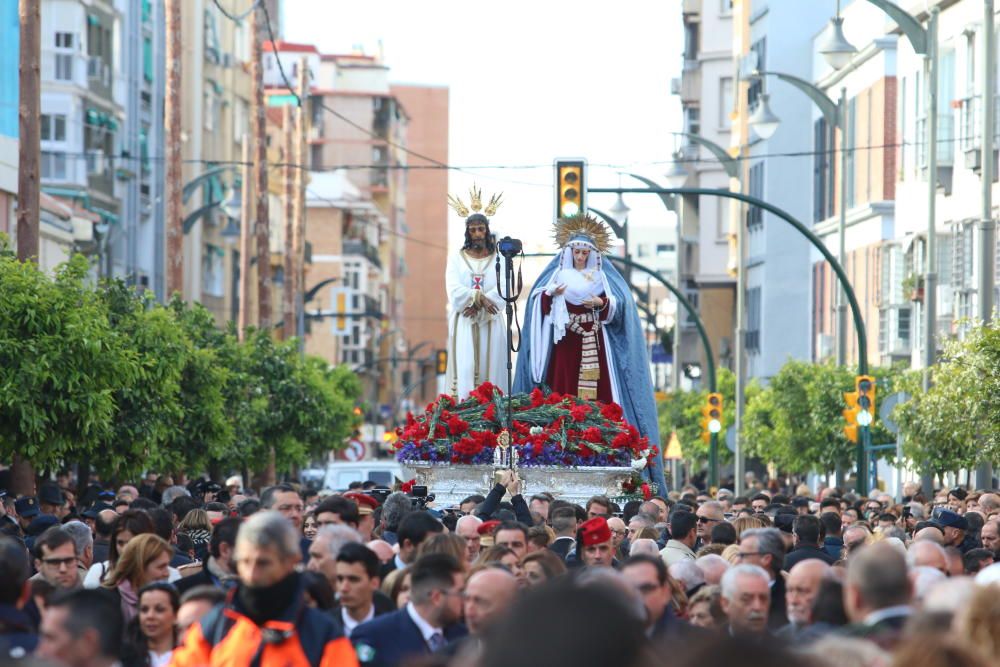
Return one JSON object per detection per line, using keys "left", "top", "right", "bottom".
{"left": 732, "top": 515, "right": 769, "bottom": 539}
{"left": 176, "top": 509, "right": 212, "bottom": 560}
{"left": 416, "top": 533, "right": 467, "bottom": 569}
{"left": 100, "top": 533, "right": 173, "bottom": 622}
{"left": 957, "top": 584, "right": 1000, "bottom": 662}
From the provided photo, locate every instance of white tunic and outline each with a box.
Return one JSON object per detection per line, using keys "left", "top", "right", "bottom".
{"left": 445, "top": 249, "right": 507, "bottom": 399}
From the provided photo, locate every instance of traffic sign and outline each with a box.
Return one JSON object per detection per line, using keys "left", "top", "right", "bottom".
{"left": 342, "top": 438, "right": 366, "bottom": 462}
{"left": 880, "top": 392, "right": 911, "bottom": 434}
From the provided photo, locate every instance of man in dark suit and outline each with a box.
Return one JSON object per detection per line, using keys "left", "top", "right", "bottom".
{"left": 736, "top": 527, "right": 788, "bottom": 628}
{"left": 840, "top": 541, "right": 912, "bottom": 651}
{"left": 548, "top": 506, "right": 577, "bottom": 560}
{"left": 352, "top": 553, "right": 467, "bottom": 666}
{"left": 379, "top": 511, "right": 443, "bottom": 579}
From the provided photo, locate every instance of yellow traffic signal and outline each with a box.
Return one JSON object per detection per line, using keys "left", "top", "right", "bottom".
{"left": 700, "top": 393, "right": 723, "bottom": 444}
{"left": 435, "top": 349, "right": 448, "bottom": 375}
{"left": 843, "top": 390, "right": 859, "bottom": 443}
{"left": 855, "top": 375, "right": 876, "bottom": 427}
{"left": 555, "top": 160, "right": 586, "bottom": 218}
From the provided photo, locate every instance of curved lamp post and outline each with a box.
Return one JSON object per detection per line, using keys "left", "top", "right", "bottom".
{"left": 590, "top": 184, "right": 871, "bottom": 492}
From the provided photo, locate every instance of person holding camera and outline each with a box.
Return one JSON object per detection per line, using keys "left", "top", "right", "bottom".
{"left": 444, "top": 187, "right": 507, "bottom": 399}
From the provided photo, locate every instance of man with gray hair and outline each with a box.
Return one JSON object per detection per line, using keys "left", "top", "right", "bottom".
{"left": 695, "top": 553, "right": 730, "bottom": 585}
{"left": 737, "top": 527, "right": 787, "bottom": 628}
{"left": 171, "top": 511, "right": 358, "bottom": 666}
{"left": 61, "top": 520, "right": 95, "bottom": 571}
{"left": 455, "top": 514, "right": 483, "bottom": 564}
{"left": 719, "top": 564, "right": 771, "bottom": 635}
{"left": 308, "top": 524, "right": 363, "bottom": 588}
{"left": 378, "top": 492, "right": 412, "bottom": 547}
{"left": 841, "top": 541, "right": 912, "bottom": 650}
{"left": 669, "top": 559, "right": 706, "bottom": 598}
{"left": 160, "top": 485, "right": 191, "bottom": 508}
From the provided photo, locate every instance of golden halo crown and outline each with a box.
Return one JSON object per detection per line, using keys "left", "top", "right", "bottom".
{"left": 553, "top": 213, "right": 614, "bottom": 254}
{"left": 447, "top": 184, "right": 503, "bottom": 219}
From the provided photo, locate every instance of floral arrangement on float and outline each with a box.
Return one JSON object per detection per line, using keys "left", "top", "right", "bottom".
{"left": 394, "top": 382, "right": 657, "bottom": 500}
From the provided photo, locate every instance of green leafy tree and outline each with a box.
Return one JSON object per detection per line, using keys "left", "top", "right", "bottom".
{"left": 658, "top": 368, "right": 736, "bottom": 467}
{"left": 0, "top": 253, "right": 137, "bottom": 493}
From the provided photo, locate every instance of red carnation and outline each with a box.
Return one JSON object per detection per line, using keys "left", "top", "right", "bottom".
{"left": 600, "top": 402, "right": 624, "bottom": 422}
{"left": 641, "top": 483, "right": 652, "bottom": 500}
{"left": 530, "top": 388, "right": 545, "bottom": 407}
{"left": 484, "top": 403, "right": 496, "bottom": 421}
{"left": 611, "top": 433, "right": 630, "bottom": 450}
{"left": 570, "top": 405, "right": 591, "bottom": 422}
{"left": 583, "top": 427, "right": 603, "bottom": 443}
{"left": 578, "top": 444, "right": 594, "bottom": 458}
{"left": 546, "top": 392, "right": 564, "bottom": 405}
{"left": 448, "top": 416, "right": 469, "bottom": 436}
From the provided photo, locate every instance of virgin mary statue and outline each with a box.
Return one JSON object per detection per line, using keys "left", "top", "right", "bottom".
{"left": 513, "top": 214, "right": 667, "bottom": 494}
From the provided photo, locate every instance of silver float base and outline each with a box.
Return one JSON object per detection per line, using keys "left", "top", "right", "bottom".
{"left": 401, "top": 462, "right": 635, "bottom": 508}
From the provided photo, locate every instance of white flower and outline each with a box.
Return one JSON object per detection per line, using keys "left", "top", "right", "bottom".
{"left": 631, "top": 458, "right": 647, "bottom": 471}
{"left": 530, "top": 426, "right": 543, "bottom": 435}
{"left": 640, "top": 449, "right": 651, "bottom": 459}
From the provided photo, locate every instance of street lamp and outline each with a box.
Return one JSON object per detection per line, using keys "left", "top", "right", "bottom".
{"left": 608, "top": 192, "right": 631, "bottom": 226}
{"left": 818, "top": 3, "right": 857, "bottom": 70}
{"left": 748, "top": 94, "right": 780, "bottom": 140}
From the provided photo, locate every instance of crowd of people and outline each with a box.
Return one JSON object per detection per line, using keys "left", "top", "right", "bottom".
{"left": 2, "top": 470, "right": 1000, "bottom": 667}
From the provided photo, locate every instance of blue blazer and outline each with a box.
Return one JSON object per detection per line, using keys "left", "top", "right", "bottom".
{"left": 351, "top": 608, "right": 466, "bottom": 667}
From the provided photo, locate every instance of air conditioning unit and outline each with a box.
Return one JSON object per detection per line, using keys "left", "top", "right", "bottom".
{"left": 965, "top": 147, "right": 983, "bottom": 171}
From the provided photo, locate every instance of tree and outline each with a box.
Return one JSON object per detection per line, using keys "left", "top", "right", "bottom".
{"left": 0, "top": 252, "right": 137, "bottom": 493}
{"left": 658, "top": 368, "right": 736, "bottom": 467}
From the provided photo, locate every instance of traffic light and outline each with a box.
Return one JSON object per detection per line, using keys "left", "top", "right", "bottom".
{"left": 842, "top": 390, "right": 859, "bottom": 443}
{"left": 700, "top": 393, "right": 723, "bottom": 444}
{"left": 555, "top": 159, "right": 586, "bottom": 218}
{"left": 855, "top": 375, "right": 875, "bottom": 426}
{"left": 435, "top": 349, "right": 448, "bottom": 375}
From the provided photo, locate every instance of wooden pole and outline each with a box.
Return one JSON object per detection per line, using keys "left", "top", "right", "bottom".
{"left": 282, "top": 105, "right": 295, "bottom": 340}
{"left": 293, "top": 57, "right": 309, "bottom": 341}
{"left": 164, "top": 0, "right": 182, "bottom": 298}
{"left": 238, "top": 138, "right": 251, "bottom": 340}
{"left": 250, "top": 5, "right": 271, "bottom": 331}
{"left": 13, "top": 0, "right": 41, "bottom": 496}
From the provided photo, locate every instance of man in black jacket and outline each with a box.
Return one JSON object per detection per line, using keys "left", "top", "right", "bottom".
{"left": 380, "top": 511, "right": 443, "bottom": 579}
{"left": 548, "top": 507, "right": 577, "bottom": 560}
{"left": 784, "top": 515, "right": 837, "bottom": 569}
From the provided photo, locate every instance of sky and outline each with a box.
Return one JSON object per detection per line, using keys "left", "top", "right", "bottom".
{"left": 283, "top": 0, "right": 684, "bottom": 256}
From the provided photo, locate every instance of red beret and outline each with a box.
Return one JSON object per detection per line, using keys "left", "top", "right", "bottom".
{"left": 343, "top": 492, "right": 378, "bottom": 515}
{"left": 579, "top": 516, "right": 612, "bottom": 547}
{"left": 477, "top": 520, "right": 501, "bottom": 536}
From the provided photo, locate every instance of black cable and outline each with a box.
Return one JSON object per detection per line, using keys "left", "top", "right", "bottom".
{"left": 211, "top": 0, "right": 259, "bottom": 23}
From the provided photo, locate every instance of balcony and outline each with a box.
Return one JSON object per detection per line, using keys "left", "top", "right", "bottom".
{"left": 343, "top": 239, "right": 382, "bottom": 269}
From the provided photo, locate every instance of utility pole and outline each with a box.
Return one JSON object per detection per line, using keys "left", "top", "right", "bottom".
{"left": 238, "top": 137, "right": 251, "bottom": 340}
{"left": 977, "top": 0, "right": 996, "bottom": 489}
{"left": 164, "top": 0, "right": 182, "bottom": 297}
{"left": 16, "top": 0, "right": 39, "bottom": 263}
{"left": 12, "top": 0, "right": 41, "bottom": 497}
{"left": 250, "top": 5, "right": 272, "bottom": 332}
{"left": 293, "top": 57, "right": 309, "bottom": 343}
{"left": 282, "top": 104, "right": 295, "bottom": 340}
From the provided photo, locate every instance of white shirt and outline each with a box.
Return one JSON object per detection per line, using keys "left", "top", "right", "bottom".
{"left": 405, "top": 601, "right": 443, "bottom": 646}
{"left": 393, "top": 554, "right": 406, "bottom": 572}
{"left": 342, "top": 604, "right": 375, "bottom": 636}
{"left": 148, "top": 650, "right": 173, "bottom": 667}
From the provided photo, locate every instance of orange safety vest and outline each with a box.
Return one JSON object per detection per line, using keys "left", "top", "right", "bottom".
{"left": 170, "top": 601, "right": 358, "bottom": 667}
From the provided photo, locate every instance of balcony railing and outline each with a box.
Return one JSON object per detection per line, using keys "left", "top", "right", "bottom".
{"left": 916, "top": 113, "right": 955, "bottom": 168}
{"left": 343, "top": 239, "right": 382, "bottom": 269}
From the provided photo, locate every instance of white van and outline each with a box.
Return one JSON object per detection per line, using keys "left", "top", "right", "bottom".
{"left": 322, "top": 461, "right": 412, "bottom": 491}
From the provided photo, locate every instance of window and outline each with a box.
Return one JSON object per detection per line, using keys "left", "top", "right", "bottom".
{"left": 746, "top": 287, "right": 762, "bottom": 352}
{"left": 40, "top": 114, "right": 67, "bottom": 142}
{"left": 41, "top": 151, "right": 67, "bottom": 180}
{"left": 716, "top": 198, "right": 729, "bottom": 240}
{"left": 656, "top": 243, "right": 676, "bottom": 256}
{"left": 845, "top": 97, "right": 856, "bottom": 208}
{"left": 234, "top": 98, "right": 249, "bottom": 143}
{"left": 719, "top": 77, "right": 733, "bottom": 129}
{"left": 683, "top": 288, "right": 699, "bottom": 328}
{"left": 204, "top": 84, "right": 218, "bottom": 131}
{"left": 685, "top": 106, "right": 700, "bottom": 136}
{"left": 747, "top": 38, "right": 767, "bottom": 110}
{"left": 683, "top": 21, "right": 699, "bottom": 62}
{"left": 143, "top": 38, "right": 153, "bottom": 82}
{"left": 202, "top": 245, "right": 225, "bottom": 297}
{"left": 54, "top": 32, "right": 74, "bottom": 81}
{"left": 720, "top": 0, "right": 733, "bottom": 15}
{"left": 813, "top": 117, "right": 833, "bottom": 222}
{"left": 747, "top": 161, "right": 764, "bottom": 230}
{"left": 85, "top": 149, "right": 105, "bottom": 176}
